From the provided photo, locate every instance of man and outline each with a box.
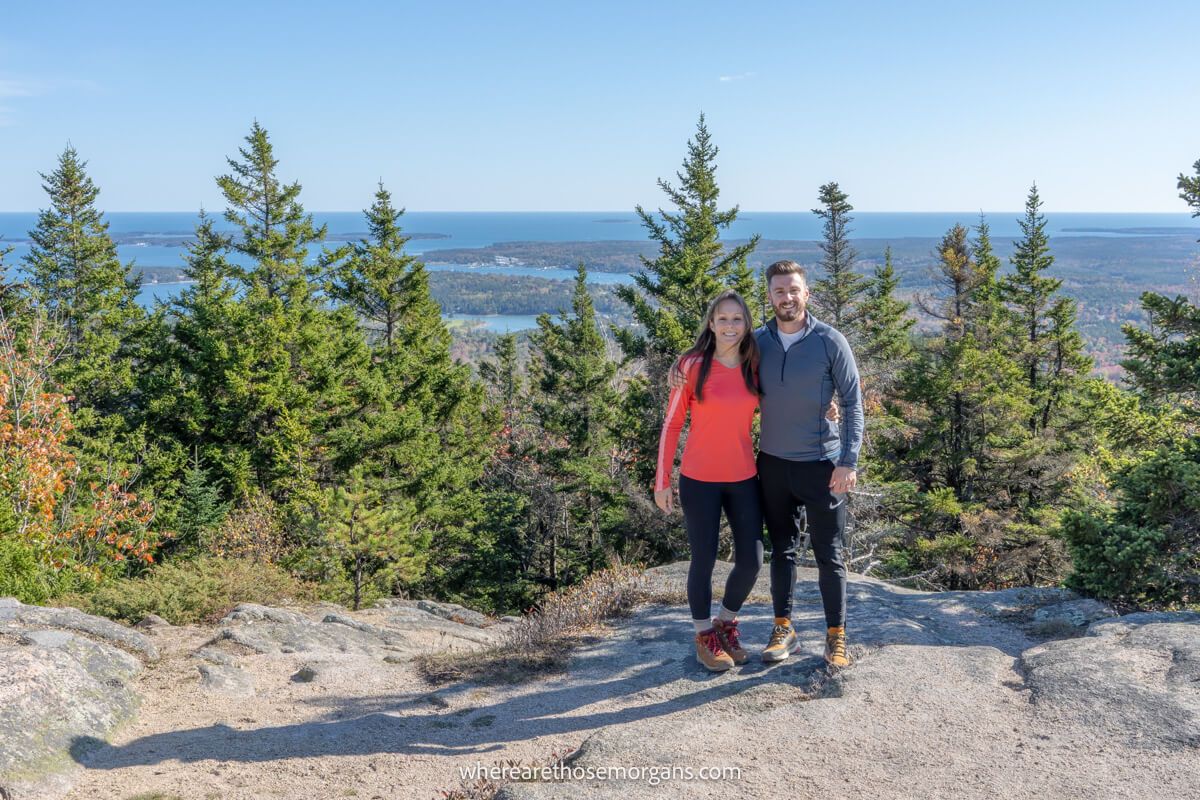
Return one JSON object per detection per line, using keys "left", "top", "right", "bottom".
{"left": 670, "top": 259, "right": 863, "bottom": 668}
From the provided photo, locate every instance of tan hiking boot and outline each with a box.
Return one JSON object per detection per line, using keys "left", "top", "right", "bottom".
{"left": 712, "top": 618, "right": 748, "bottom": 665}
{"left": 825, "top": 626, "right": 849, "bottom": 668}
{"left": 761, "top": 618, "right": 797, "bottom": 663}
{"left": 695, "top": 628, "right": 735, "bottom": 672}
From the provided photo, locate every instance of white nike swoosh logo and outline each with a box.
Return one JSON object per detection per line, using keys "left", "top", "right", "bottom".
{"left": 830, "top": 498, "right": 844, "bottom": 509}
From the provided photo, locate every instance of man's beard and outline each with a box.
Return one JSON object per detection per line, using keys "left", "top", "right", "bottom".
{"left": 772, "top": 302, "right": 801, "bottom": 322}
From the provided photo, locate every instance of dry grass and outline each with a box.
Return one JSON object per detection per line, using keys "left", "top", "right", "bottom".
{"left": 418, "top": 563, "right": 676, "bottom": 686}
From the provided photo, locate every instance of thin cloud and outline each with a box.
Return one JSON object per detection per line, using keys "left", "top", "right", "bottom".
{"left": 0, "top": 78, "right": 40, "bottom": 98}
{"left": 718, "top": 71, "right": 756, "bottom": 83}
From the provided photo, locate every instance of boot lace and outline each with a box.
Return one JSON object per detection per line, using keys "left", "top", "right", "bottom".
{"left": 767, "top": 624, "right": 792, "bottom": 649}
{"left": 701, "top": 629, "right": 726, "bottom": 656}
{"left": 719, "top": 619, "right": 742, "bottom": 650}
{"left": 827, "top": 630, "right": 847, "bottom": 662}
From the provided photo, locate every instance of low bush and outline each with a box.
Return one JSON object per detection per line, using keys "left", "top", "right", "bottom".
{"left": 1063, "top": 443, "right": 1200, "bottom": 608}
{"left": 417, "top": 562, "right": 662, "bottom": 685}
{"left": 55, "top": 555, "right": 317, "bottom": 625}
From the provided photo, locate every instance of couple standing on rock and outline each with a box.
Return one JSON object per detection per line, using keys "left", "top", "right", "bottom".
{"left": 654, "top": 259, "right": 864, "bottom": 672}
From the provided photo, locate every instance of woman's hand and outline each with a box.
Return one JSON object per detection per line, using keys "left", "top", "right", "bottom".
{"left": 654, "top": 487, "right": 674, "bottom": 513}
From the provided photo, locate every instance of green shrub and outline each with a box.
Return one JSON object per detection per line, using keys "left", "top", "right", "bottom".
{"left": 56, "top": 555, "right": 317, "bottom": 625}
{"left": 1063, "top": 443, "right": 1200, "bottom": 607}
{"left": 0, "top": 538, "right": 83, "bottom": 604}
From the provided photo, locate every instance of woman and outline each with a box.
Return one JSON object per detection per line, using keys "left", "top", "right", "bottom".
{"left": 654, "top": 290, "right": 764, "bottom": 671}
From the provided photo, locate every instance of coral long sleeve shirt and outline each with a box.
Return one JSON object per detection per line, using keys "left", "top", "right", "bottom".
{"left": 655, "top": 357, "right": 760, "bottom": 492}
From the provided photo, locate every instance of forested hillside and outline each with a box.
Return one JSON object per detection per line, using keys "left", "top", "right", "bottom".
{"left": 1, "top": 119, "right": 1195, "bottom": 619}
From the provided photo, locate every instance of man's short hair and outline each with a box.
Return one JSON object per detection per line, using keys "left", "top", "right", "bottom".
{"left": 764, "top": 260, "right": 807, "bottom": 286}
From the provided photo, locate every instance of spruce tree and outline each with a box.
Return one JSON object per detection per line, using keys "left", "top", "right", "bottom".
{"left": 532, "top": 264, "right": 622, "bottom": 582}
{"left": 23, "top": 146, "right": 145, "bottom": 419}
{"left": 615, "top": 114, "right": 758, "bottom": 360}
{"left": 1062, "top": 158, "right": 1200, "bottom": 605}
{"left": 325, "top": 182, "right": 416, "bottom": 354}
{"left": 857, "top": 245, "right": 914, "bottom": 424}
{"left": 0, "top": 242, "right": 19, "bottom": 320}
{"left": 144, "top": 211, "right": 246, "bottom": 503}
{"left": 174, "top": 448, "right": 230, "bottom": 553}
{"left": 615, "top": 114, "right": 758, "bottom": 484}
{"left": 811, "top": 182, "right": 870, "bottom": 337}
{"left": 321, "top": 181, "right": 492, "bottom": 601}
{"left": 1001, "top": 184, "right": 1063, "bottom": 435}
{"left": 209, "top": 123, "right": 373, "bottom": 507}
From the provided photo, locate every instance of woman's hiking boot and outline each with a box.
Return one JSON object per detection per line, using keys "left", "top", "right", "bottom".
{"left": 712, "top": 618, "right": 748, "bottom": 664}
{"left": 695, "top": 628, "right": 735, "bottom": 671}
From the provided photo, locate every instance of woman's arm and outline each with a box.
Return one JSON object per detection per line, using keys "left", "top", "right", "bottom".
{"left": 654, "top": 363, "right": 694, "bottom": 511}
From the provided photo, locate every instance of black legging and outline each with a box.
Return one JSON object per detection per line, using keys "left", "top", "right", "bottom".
{"left": 679, "top": 474, "right": 764, "bottom": 622}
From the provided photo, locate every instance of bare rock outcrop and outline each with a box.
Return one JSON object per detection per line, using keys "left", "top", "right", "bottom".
{"left": 0, "top": 597, "right": 154, "bottom": 799}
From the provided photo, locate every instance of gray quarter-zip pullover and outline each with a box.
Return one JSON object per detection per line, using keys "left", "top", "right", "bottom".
{"left": 755, "top": 314, "right": 864, "bottom": 468}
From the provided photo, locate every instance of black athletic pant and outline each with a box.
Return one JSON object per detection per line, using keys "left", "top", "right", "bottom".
{"left": 679, "top": 474, "right": 764, "bottom": 623}
{"left": 757, "top": 453, "right": 847, "bottom": 627}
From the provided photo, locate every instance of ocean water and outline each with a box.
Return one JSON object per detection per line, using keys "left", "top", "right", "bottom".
{"left": 4, "top": 211, "right": 1197, "bottom": 331}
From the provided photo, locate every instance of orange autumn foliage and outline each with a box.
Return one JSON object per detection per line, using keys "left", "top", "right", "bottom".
{"left": 0, "top": 315, "right": 157, "bottom": 576}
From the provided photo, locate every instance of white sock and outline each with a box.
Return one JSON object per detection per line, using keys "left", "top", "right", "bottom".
{"left": 693, "top": 619, "right": 711, "bottom": 634}
{"left": 717, "top": 604, "right": 737, "bottom": 622}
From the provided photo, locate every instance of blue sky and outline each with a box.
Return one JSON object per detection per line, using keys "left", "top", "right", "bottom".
{"left": 1, "top": 1, "right": 1196, "bottom": 212}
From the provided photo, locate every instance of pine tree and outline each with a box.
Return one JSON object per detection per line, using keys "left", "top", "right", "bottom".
{"left": 325, "top": 182, "right": 416, "bottom": 354}
{"left": 1001, "top": 184, "right": 1064, "bottom": 435}
{"left": 532, "top": 264, "right": 622, "bottom": 583}
{"left": 201, "top": 124, "right": 374, "bottom": 508}
{"left": 811, "top": 182, "right": 870, "bottom": 337}
{"left": 324, "top": 466, "right": 429, "bottom": 610}
{"left": 615, "top": 114, "right": 758, "bottom": 484}
{"left": 174, "top": 448, "right": 230, "bottom": 553}
{"left": 23, "top": 146, "right": 145, "bottom": 419}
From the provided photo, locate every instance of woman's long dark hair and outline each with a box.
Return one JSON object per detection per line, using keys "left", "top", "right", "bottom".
{"left": 681, "top": 290, "right": 760, "bottom": 401}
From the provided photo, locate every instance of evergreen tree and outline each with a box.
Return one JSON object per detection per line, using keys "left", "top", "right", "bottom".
{"left": 22, "top": 146, "right": 146, "bottom": 419}
{"left": 479, "top": 333, "right": 523, "bottom": 454}
{"left": 325, "top": 182, "right": 416, "bottom": 354}
{"left": 174, "top": 448, "right": 230, "bottom": 553}
{"left": 615, "top": 114, "right": 758, "bottom": 484}
{"left": 1065, "top": 158, "right": 1200, "bottom": 605}
{"left": 321, "top": 181, "right": 492, "bottom": 602}
{"left": 211, "top": 124, "right": 374, "bottom": 507}
{"left": 1179, "top": 158, "right": 1200, "bottom": 216}
{"left": 811, "top": 182, "right": 870, "bottom": 337}
{"left": 323, "top": 466, "right": 429, "bottom": 610}
{"left": 0, "top": 241, "right": 24, "bottom": 322}
{"left": 532, "top": 265, "right": 623, "bottom": 583}
{"left": 856, "top": 245, "right": 915, "bottom": 461}
{"left": 859, "top": 246, "right": 914, "bottom": 377}
{"left": 616, "top": 115, "right": 758, "bottom": 362}
{"left": 218, "top": 122, "right": 326, "bottom": 301}
{"left": 1001, "top": 184, "right": 1064, "bottom": 435}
